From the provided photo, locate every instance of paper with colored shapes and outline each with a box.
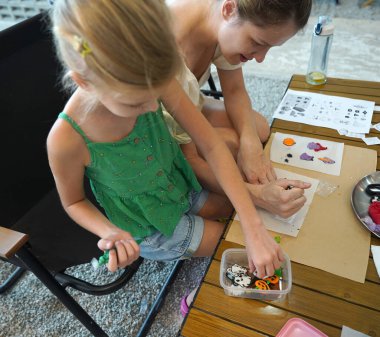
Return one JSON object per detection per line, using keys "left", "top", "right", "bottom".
{"left": 270, "top": 132, "right": 344, "bottom": 176}
{"left": 235, "top": 168, "right": 319, "bottom": 237}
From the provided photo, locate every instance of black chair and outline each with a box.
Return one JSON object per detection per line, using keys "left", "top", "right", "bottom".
{"left": 0, "top": 13, "right": 182, "bottom": 337}
{"left": 202, "top": 75, "right": 223, "bottom": 100}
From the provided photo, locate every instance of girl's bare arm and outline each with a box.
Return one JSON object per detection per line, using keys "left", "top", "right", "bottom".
{"left": 47, "top": 119, "right": 139, "bottom": 270}
{"left": 161, "top": 79, "right": 283, "bottom": 277}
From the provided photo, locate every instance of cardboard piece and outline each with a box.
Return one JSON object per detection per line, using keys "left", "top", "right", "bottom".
{"left": 226, "top": 133, "right": 376, "bottom": 283}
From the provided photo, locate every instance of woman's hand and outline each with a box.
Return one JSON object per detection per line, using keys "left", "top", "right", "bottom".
{"left": 247, "top": 179, "right": 312, "bottom": 218}
{"left": 237, "top": 135, "right": 276, "bottom": 185}
{"left": 97, "top": 229, "right": 140, "bottom": 272}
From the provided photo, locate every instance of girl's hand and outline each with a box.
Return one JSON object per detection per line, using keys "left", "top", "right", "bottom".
{"left": 97, "top": 230, "right": 140, "bottom": 272}
{"left": 244, "top": 225, "right": 284, "bottom": 278}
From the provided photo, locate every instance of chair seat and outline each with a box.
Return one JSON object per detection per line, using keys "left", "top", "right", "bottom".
{"left": 12, "top": 187, "right": 100, "bottom": 273}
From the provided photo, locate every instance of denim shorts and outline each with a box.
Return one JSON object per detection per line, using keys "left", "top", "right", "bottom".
{"left": 139, "top": 189, "right": 208, "bottom": 261}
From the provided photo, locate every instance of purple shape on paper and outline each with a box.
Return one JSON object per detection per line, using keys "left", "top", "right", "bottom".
{"left": 300, "top": 152, "right": 314, "bottom": 161}
{"left": 307, "top": 142, "right": 328, "bottom": 151}
{"left": 307, "top": 142, "right": 318, "bottom": 150}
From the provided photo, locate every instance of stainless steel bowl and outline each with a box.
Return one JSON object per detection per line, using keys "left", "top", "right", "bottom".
{"left": 351, "top": 171, "right": 380, "bottom": 238}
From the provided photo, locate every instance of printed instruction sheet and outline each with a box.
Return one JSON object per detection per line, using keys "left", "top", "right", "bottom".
{"left": 273, "top": 89, "right": 374, "bottom": 134}
{"left": 270, "top": 132, "right": 344, "bottom": 176}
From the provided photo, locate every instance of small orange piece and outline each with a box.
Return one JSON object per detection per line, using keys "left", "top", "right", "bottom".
{"left": 263, "top": 275, "right": 279, "bottom": 284}
{"left": 283, "top": 138, "right": 296, "bottom": 146}
{"left": 255, "top": 280, "right": 270, "bottom": 290}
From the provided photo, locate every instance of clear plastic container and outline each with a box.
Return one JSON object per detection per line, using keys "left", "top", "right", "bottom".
{"left": 220, "top": 248, "right": 292, "bottom": 301}
{"left": 306, "top": 16, "right": 334, "bottom": 85}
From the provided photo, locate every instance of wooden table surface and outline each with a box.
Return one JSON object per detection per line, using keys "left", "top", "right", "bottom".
{"left": 181, "top": 75, "right": 380, "bottom": 337}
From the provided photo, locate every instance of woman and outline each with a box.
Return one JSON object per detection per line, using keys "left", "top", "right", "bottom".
{"left": 165, "top": 0, "right": 313, "bottom": 218}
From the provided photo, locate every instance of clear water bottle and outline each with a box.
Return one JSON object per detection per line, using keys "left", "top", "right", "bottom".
{"left": 306, "top": 16, "right": 334, "bottom": 85}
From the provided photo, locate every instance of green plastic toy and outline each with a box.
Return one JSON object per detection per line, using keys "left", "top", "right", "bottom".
{"left": 91, "top": 250, "right": 109, "bottom": 270}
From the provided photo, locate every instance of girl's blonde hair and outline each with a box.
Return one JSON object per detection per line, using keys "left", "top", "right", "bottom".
{"left": 51, "top": 0, "right": 181, "bottom": 92}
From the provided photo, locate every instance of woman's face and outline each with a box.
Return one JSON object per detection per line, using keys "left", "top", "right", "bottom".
{"left": 218, "top": 18, "right": 298, "bottom": 65}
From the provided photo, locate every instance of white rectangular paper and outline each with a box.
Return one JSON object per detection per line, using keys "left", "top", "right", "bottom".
{"left": 361, "top": 136, "right": 380, "bottom": 146}
{"left": 235, "top": 168, "right": 319, "bottom": 237}
{"left": 270, "top": 132, "right": 344, "bottom": 176}
{"left": 370, "top": 245, "right": 380, "bottom": 278}
{"left": 273, "top": 89, "right": 375, "bottom": 133}
{"left": 341, "top": 326, "right": 371, "bottom": 337}
{"left": 338, "top": 129, "right": 365, "bottom": 139}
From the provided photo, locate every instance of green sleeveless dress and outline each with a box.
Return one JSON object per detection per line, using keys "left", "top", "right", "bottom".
{"left": 58, "top": 107, "right": 201, "bottom": 239}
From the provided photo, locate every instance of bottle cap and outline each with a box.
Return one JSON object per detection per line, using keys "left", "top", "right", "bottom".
{"left": 314, "top": 16, "right": 334, "bottom": 36}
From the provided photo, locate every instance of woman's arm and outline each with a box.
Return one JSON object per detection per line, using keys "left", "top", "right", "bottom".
{"left": 218, "top": 67, "right": 275, "bottom": 184}
{"left": 162, "top": 79, "right": 283, "bottom": 277}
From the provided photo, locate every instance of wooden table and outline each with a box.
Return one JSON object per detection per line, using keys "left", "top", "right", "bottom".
{"left": 181, "top": 75, "right": 380, "bottom": 337}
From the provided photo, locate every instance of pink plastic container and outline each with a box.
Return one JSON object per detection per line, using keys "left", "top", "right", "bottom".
{"left": 276, "top": 318, "right": 328, "bottom": 337}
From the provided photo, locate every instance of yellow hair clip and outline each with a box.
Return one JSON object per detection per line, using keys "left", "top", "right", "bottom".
{"left": 73, "top": 35, "right": 92, "bottom": 58}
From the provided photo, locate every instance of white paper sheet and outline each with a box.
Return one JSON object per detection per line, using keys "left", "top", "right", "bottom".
{"left": 370, "top": 245, "right": 380, "bottom": 278}
{"left": 273, "top": 89, "right": 375, "bottom": 133}
{"left": 341, "top": 326, "right": 371, "bottom": 337}
{"left": 361, "top": 136, "right": 380, "bottom": 146}
{"left": 235, "top": 168, "right": 319, "bottom": 237}
{"left": 270, "top": 132, "right": 344, "bottom": 176}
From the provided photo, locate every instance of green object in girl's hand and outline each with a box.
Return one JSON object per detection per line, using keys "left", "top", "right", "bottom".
{"left": 274, "top": 236, "right": 281, "bottom": 244}
{"left": 275, "top": 268, "right": 283, "bottom": 277}
{"left": 98, "top": 250, "right": 109, "bottom": 265}
{"left": 91, "top": 250, "right": 109, "bottom": 270}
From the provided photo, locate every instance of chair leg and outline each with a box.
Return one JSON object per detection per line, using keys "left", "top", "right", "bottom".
{"left": 202, "top": 75, "right": 223, "bottom": 100}
{"left": 136, "top": 259, "right": 183, "bottom": 337}
{"left": 15, "top": 246, "right": 109, "bottom": 337}
{"left": 0, "top": 265, "right": 26, "bottom": 294}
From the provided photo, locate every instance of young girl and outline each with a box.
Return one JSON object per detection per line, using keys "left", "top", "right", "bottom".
{"left": 164, "top": 0, "right": 312, "bottom": 218}
{"left": 48, "top": 0, "right": 283, "bottom": 296}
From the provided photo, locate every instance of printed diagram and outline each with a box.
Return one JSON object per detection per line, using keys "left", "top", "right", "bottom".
{"left": 277, "top": 93, "right": 311, "bottom": 117}
{"left": 273, "top": 89, "right": 374, "bottom": 134}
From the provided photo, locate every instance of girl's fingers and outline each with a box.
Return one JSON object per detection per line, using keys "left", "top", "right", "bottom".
{"left": 107, "top": 248, "right": 118, "bottom": 272}
{"left": 115, "top": 240, "right": 128, "bottom": 268}
{"left": 265, "top": 264, "right": 275, "bottom": 278}
{"left": 277, "top": 247, "right": 285, "bottom": 264}
{"left": 255, "top": 265, "right": 266, "bottom": 279}
{"left": 97, "top": 238, "right": 113, "bottom": 251}
{"left": 272, "top": 254, "right": 282, "bottom": 271}
{"left": 248, "top": 260, "right": 255, "bottom": 274}
{"left": 122, "top": 240, "right": 138, "bottom": 265}
{"left": 126, "top": 239, "right": 141, "bottom": 258}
